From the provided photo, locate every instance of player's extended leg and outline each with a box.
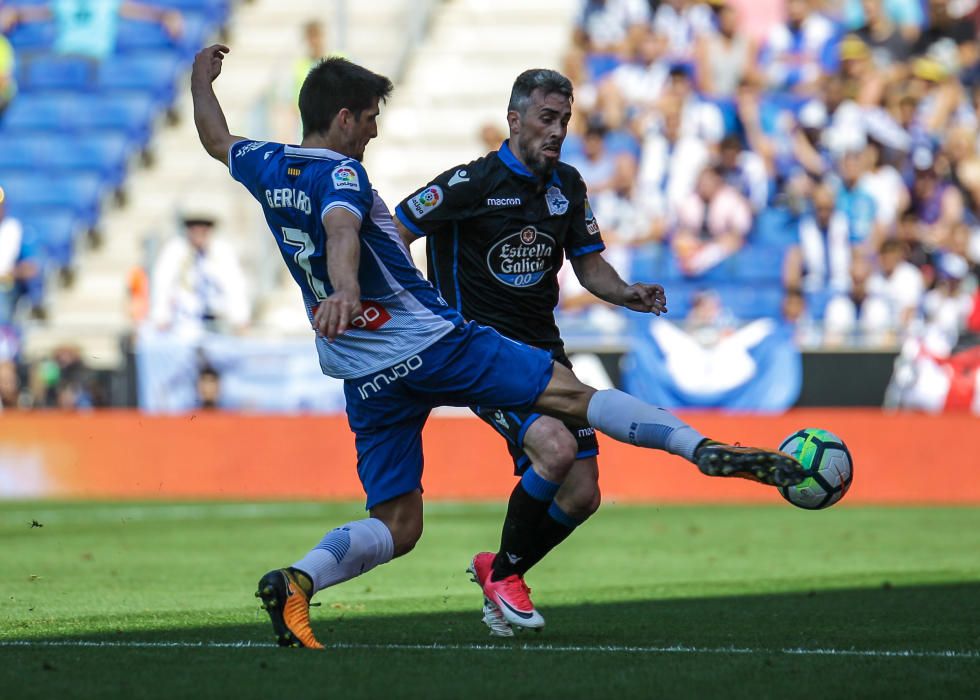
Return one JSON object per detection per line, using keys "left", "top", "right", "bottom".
{"left": 256, "top": 491, "right": 420, "bottom": 649}
{"left": 534, "top": 363, "right": 805, "bottom": 487}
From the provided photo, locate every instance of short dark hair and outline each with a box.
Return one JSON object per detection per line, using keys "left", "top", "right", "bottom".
{"left": 298, "top": 57, "right": 393, "bottom": 138}
{"left": 508, "top": 69, "right": 573, "bottom": 116}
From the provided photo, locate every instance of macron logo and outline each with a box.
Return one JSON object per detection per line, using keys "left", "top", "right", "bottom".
{"left": 486, "top": 197, "right": 522, "bottom": 207}
{"left": 448, "top": 170, "right": 470, "bottom": 187}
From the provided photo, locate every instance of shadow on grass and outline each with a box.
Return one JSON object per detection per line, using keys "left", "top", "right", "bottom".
{"left": 3, "top": 583, "right": 979, "bottom": 700}
{"left": 7, "top": 581, "right": 980, "bottom": 650}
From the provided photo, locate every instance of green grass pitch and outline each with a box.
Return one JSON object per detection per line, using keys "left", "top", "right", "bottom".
{"left": 2, "top": 501, "right": 979, "bottom": 699}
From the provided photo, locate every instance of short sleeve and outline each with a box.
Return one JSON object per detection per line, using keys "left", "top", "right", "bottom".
{"left": 565, "top": 178, "right": 606, "bottom": 259}
{"left": 394, "top": 163, "right": 481, "bottom": 237}
{"left": 228, "top": 139, "right": 275, "bottom": 187}
{"left": 315, "top": 159, "right": 373, "bottom": 223}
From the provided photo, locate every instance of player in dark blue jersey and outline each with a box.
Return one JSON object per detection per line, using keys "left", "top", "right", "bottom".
{"left": 395, "top": 69, "right": 660, "bottom": 635}
{"left": 191, "top": 44, "right": 803, "bottom": 649}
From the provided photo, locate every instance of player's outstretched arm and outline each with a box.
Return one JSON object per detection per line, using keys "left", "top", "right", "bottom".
{"left": 570, "top": 252, "right": 666, "bottom": 314}
{"left": 314, "top": 208, "right": 363, "bottom": 342}
{"left": 191, "top": 45, "right": 245, "bottom": 166}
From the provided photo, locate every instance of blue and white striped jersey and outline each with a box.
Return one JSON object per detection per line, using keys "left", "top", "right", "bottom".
{"left": 229, "top": 140, "right": 462, "bottom": 379}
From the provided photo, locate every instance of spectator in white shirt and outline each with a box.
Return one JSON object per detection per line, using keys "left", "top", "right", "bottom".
{"left": 824, "top": 254, "right": 893, "bottom": 344}
{"left": 599, "top": 27, "right": 670, "bottom": 112}
{"left": 659, "top": 64, "right": 725, "bottom": 145}
{"left": 650, "top": 0, "right": 715, "bottom": 66}
{"left": 0, "top": 186, "right": 43, "bottom": 325}
{"left": 717, "top": 135, "right": 770, "bottom": 212}
{"left": 760, "top": 0, "right": 836, "bottom": 94}
{"left": 150, "top": 206, "right": 250, "bottom": 339}
{"left": 868, "top": 238, "right": 926, "bottom": 329}
{"left": 636, "top": 97, "right": 710, "bottom": 235}
{"left": 574, "top": 0, "right": 651, "bottom": 57}
{"left": 859, "top": 139, "right": 910, "bottom": 233}
{"left": 784, "top": 183, "right": 852, "bottom": 295}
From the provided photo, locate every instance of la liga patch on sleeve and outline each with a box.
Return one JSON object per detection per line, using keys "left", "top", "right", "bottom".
{"left": 332, "top": 165, "right": 361, "bottom": 191}
{"left": 407, "top": 185, "right": 443, "bottom": 218}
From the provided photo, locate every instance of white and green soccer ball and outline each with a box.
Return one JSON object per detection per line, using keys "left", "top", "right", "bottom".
{"left": 778, "top": 428, "right": 853, "bottom": 510}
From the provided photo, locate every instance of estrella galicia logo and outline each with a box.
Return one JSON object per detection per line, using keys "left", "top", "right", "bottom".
{"left": 486, "top": 226, "right": 555, "bottom": 288}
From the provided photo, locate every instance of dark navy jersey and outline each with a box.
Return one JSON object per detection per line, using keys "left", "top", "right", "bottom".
{"left": 228, "top": 140, "right": 461, "bottom": 379}
{"left": 395, "top": 140, "right": 605, "bottom": 352}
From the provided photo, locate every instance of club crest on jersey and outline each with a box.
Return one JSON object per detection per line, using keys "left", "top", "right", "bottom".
{"left": 584, "top": 195, "right": 600, "bottom": 236}
{"left": 545, "top": 186, "right": 569, "bottom": 216}
{"left": 486, "top": 225, "right": 555, "bottom": 288}
{"left": 332, "top": 165, "right": 360, "bottom": 191}
{"left": 408, "top": 185, "right": 443, "bottom": 218}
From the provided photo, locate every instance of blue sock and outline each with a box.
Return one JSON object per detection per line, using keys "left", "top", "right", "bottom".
{"left": 520, "top": 466, "right": 561, "bottom": 502}
{"left": 547, "top": 501, "right": 584, "bottom": 529}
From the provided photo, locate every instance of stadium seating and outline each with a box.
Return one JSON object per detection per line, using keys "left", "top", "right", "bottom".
{"left": 0, "top": 0, "right": 231, "bottom": 277}
{"left": 0, "top": 134, "right": 130, "bottom": 189}
{"left": 97, "top": 52, "right": 183, "bottom": 109}
{"left": 19, "top": 55, "right": 94, "bottom": 91}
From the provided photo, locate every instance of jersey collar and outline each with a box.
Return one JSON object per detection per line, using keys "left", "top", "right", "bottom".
{"left": 497, "top": 140, "right": 561, "bottom": 187}
{"left": 284, "top": 144, "right": 350, "bottom": 161}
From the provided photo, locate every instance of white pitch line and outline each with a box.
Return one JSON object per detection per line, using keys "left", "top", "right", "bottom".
{"left": 1, "top": 640, "right": 978, "bottom": 659}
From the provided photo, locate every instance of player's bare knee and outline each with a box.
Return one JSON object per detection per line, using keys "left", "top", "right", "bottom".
{"left": 560, "top": 482, "right": 601, "bottom": 520}
{"left": 370, "top": 491, "right": 423, "bottom": 558}
{"left": 529, "top": 427, "right": 577, "bottom": 482}
{"left": 390, "top": 518, "right": 423, "bottom": 558}
{"left": 378, "top": 511, "right": 422, "bottom": 558}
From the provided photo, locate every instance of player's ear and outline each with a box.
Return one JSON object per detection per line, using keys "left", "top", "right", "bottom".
{"left": 335, "top": 107, "right": 353, "bottom": 130}
{"left": 506, "top": 109, "right": 521, "bottom": 135}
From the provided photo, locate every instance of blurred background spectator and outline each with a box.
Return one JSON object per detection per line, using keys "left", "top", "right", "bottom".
{"left": 196, "top": 362, "right": 220, "bottom": 410}
{"left": 149, "top": 202, "right": 250, "bottom": 339}
{"left": 673, "top": 164, "right": 753, "bottom": 275}
{"left": 0, "top": 1, "right": 182, "bottom": 64}
{"left": 0, "top": 186, "right": 45, "bottom": 324}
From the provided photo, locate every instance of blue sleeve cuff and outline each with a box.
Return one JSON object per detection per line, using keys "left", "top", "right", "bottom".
{"left": 568, "top": 243, "right": 605, "bottom": 259}
{"left": 395, "top": 205, "right": 426, "bottom": 236}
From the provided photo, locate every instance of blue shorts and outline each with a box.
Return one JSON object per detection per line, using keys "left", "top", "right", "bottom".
{"left": 343, "top": 322, "right": 554, "bottom": 509}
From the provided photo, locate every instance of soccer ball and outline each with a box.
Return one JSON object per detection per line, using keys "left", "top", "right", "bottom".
{"left": 778, "top": 428, "right": 853, "bottom": 510}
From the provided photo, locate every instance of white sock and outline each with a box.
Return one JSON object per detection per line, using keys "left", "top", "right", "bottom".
{"left": 291, "top": 518, "right": 394, "bottom": 593}
{"left": 586, "top": 389, "right": 706, "bottom": 462}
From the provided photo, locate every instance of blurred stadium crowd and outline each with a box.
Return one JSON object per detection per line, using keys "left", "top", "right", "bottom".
{"left": 549, "top": 0, "right": 980, "bottom": 356}
{"left": 1, "top": 0, "right": 979, "bottom": 411}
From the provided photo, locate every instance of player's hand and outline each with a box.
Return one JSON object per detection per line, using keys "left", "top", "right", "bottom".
{"left": 313, "top": 289, "right": 362, "bottom": 342}
{"left": 622, "top": 283, "right": 667, "bottom": 315}
{"left": 192, "top": 44, "right": 229, "bottom": 84}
